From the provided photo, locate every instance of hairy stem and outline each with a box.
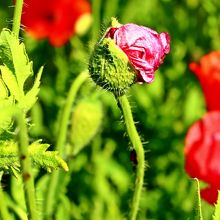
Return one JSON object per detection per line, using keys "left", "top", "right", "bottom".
{"left": 12, "top": 0, "right": 23, "bottom": 37}
{"left": 16, "top": 110, "right": 38, "bottom": 220}
{"left": 117, "top": 95, "right": 145, "bottom": 220}
{"left": 44, "top": 71, "right": 88, "bottom": 218}
{"left": 195, "top": 178, "right": 203, "bottom": 220}
{"left": 12, "top": 1, "right": 37, "bottom": 218}
{"left": 0, "top": 172, "right": 11, "bottom": 220}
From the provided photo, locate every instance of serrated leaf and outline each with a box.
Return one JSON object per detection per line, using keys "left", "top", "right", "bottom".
{"left": 0, "top": 140, "right": 68, "bottom": 174}
{"left": 0, "top": 28, "right": 33, "bottom": 90}
{"left": 18, "top": 66, "right": 43, "bottom": 111}
{"left": 29, "top": 140, "right": 69, "bottom": 172}
{"left": 0, "top": 141, "right": 20, "bottom": 174}
{"left": 0, "top": 97, "right": 14, "bottom": 134}
{"left": 0, "top": 65, "right": 21, "bottom": 100}
{"left": 0, "top": 76, "right": 8, "bottom": 98}
{"left": 0, "top": 28, "right": 42, "bottom": 111}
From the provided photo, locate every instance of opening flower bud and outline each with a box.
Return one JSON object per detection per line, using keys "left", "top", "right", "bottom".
{"left": 89, "top": 18, "right": 170, "bottom": 96}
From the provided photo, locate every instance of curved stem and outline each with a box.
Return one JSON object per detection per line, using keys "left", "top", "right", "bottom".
{"left": 15, "top": 110, "right": 38, "bottom": 220}
{"left": 54, "top": 47, "right": 69, "bottom": 94}
{"left": 44, "top": 71, "right": 88, "bottom": 219}
{"left": 12, "top": 0, "right": 23, "bottom": 37}
{"left": 117, "top": 95, "right": 145, "bottom": 220}
{"left": 0, "top": 172, "right": 11, "bottom": 220}
{"left": 56, "top": 70, "right": 89, "bottom": 153}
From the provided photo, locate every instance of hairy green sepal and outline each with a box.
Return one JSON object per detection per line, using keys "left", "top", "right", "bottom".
{"left": 89, "top": 38, "right": 136, "bottom": 96}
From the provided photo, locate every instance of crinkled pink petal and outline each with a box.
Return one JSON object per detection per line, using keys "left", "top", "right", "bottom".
{"left": 106, "top": 23, "right": 170, "bottom": 83}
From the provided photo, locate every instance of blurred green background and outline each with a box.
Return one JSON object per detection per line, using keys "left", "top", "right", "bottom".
{"left": 1, "top": 0, "right": 220, "bottom": 219}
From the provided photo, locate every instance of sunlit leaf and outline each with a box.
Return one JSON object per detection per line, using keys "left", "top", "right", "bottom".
{"left": 0, "top": 28, "right": 43, "bottom": 112}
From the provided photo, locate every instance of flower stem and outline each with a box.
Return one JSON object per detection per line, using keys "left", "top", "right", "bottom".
{"left": 56, "top": 70, "right": 89, "bottom": 153}
{"left": 44, "top": 71, "right": 88, "bottom": 218}
{"left": 117, "top": 95, "right": 145, "bottom": 220}
{"left": 194, "top": 178, "right": 203, "bottom": 220}
{"left": 12, "top": 1, "right": 37, "bottom": 218}
{"left": 15, "top": 110, "right": 38, "bottom": 220}
{"left": 12, "top": 0, "right": 23, "bottom": 37}
{"left": 0, "top": 172, "right": 11, "bottom": 220}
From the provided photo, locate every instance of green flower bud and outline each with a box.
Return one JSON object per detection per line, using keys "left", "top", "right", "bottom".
{"left": 70, "top": 99, "right": 103, "bottom": 155}
{"left": 89, "top": 37, "right": 136, "bottom": 96}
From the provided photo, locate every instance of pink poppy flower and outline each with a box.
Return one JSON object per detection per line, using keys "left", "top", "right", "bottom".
{"left": 105, "top": 23, "right": 170, "bottom": 83}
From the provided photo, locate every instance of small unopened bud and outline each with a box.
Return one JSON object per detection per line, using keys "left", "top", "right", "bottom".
{"left": 70, "top": 99, "right": 103, "bottom": 155}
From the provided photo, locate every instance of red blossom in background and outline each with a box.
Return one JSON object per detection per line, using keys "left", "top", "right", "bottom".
{"left": 200, "top": 185, "right": 220, "bottom": 205}
{"left": 189, "top": 51, "right": 220, "bottom": 111}
{"left": 184, "top": 111, "right": 220, "bottom": 204}
{"left": 105, "top": 24, "right": 170, "bottom": 83}
{"left": 21, "top": 0, "right": 91, "bottom": 46}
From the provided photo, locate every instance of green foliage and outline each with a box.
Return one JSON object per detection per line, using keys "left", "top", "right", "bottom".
{"left": 0, "top": 140, "right": 68, "bottom": 174}
{"left": 0, "top": 28, "right": 43, "bottom": 112}
{"left": 29, "top": 140, "right": 68, "bottom": 172}
{"left": 0, "top": 97, "right": 14, "bottom": 135}
{"left": 0, "top": 29, "right": 43, "bottom": 137}
{"left": 0, "top": 76, "right": 8, "bottom": 98}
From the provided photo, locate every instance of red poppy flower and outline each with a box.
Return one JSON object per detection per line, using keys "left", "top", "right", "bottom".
{"left": 21, "top": 0, "right": 91, "bottom": 46}
{"left": 200, "top": 185, "right": 219, "bottom": 205}
{"left": 189, "top": 51, "right": 220, "bottom": 111}
{"left": 105, "top": 23, "right": 170, "bottom": 83}
{"left": 184, "top": 111, "right": 220, "bottom": 204}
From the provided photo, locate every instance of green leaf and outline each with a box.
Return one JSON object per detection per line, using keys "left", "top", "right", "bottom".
{"left": 0, "top": 97, "right": 14, "bottom": 135}
{"left": 0, "top": 28, "right": 43, "bottom": 111}
{"left": 213, "top": 191, "right": 220, "bottom": 220}
{"left": 0, "top": 140, "right": 68, "bottom": 174}
{"left": 0, "top": 141, "right": 20, "bottom": 175}
{"left": 19, "top": 66, "right": 43, "bottom": 111}
{"left": 29, "top": 140, "right": 69, "bottom": 172}
{"left": 0, "top": 76, "right": 8, "bottom": 99}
